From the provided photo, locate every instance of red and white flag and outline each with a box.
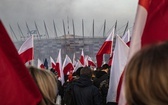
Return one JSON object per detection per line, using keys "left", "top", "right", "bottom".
{"left": 122, "top": 29, "right": 131, "bottom": 46}
{"left": 50, "top": 56, "right": 56, "bottom": 68}
{"left": 37, "top": 59, "right": 45, "bottom": 69}
{"left": 119, "top": 0, "right": 168, "bottom": 104}
{"left": 73, "top": 60, "right": 84, "bottom": 72}
{"left": 79, "top": 49, "right": 85, "bottom": 65}
{"left": 62, "top": 55, "right": 74, "bottom": 75}
{"left": 0, "top": 21, "right": 42, "bottom": 105}
{"left": 88, "top": 56, "right": 96, "bottom": 67}
{"left": 96, "top": 28, "right": 114, "bottom": 67}
{"left": 55, "top": 49, "right": 64, "bottom": 85}
{"left": 107, "top": 35, "right": 129, "bottom": 103}
{"left": 108, "top": 54, "right": 113, "bottom": 66}
{"left": 18, "top": 35, "right": 34, "bottom": 64}
{"left": 84, "top": 55, "right": 89, "bottom": 66}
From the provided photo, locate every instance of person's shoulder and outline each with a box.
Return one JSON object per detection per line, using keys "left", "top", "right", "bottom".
{"left": 90, "top": 84, "right": 99, "bottom": 90}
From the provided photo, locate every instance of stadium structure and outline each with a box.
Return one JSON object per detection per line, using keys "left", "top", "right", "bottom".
{"left": 10, "top": 19, "right": 129, "bottom": 66}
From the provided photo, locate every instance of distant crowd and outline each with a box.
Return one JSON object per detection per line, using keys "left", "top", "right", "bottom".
{"left": 27, "top": 41, "right": 168, "bottom": 105}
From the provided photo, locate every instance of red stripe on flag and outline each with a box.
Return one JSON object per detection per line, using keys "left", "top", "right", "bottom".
{"left": 97, "top": 41, "right": 112, "bottom": 55}
{"left": 19, "top": 48, "right": 33, "bottom": 63}
{"left": 80, "top": 56, "right": 84, "bottom": 65}
{"left": 96, "top": 41, "right": 112, "bottom": 67}
{"left": 55, "top": 63, "right": 61, "bottom": 77}
{"left": 139, "top": 0, "right": 151, "bottom": 10}
{"left": 40, "top": 64, "right": 45, "bottom": 69}
{"left": 142, "top": 0, "right": 168, "bottom": 46}
{"left": 88, "top": 60, "right": 96, "bottom": 67}
{"left": 63, "top": 63, "right": 74, "bottom": 75}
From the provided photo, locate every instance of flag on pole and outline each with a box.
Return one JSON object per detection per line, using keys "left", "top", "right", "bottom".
{"left": 55, "top": 49, "right": 64, "bottom": 85}
{"left": 50, "top": 56, "right": 56, "bottom": 68}
{"left": 107, "top": 35, "right": 129, "bottom": 103}
{"left": 62, "top": 55, "right": 74, "bottom": 75}
{"left": 84, "top": 55, "right": 89, "bottom": 66}
{"left": 0, "top": 20, "right": 42, "bottom": 105}
{"left": 18, "top": 35, "right": 34, "bottom": 64}
{"left": 88, "top": 56, "right": 96, "bottom": 67}
{"left": 37, "top": 59, "right": 45, "bottom": 69}
{"left": 96, "top": 28, "right": 114, "bottom": 67}
{"left": 122, "top": 29, "right": 131, "bottom": 46}
{"left": 79, "top": 49, "right": 85, "bottom": 65}
{"left": 108, "top": 54, "right": 113, "bottom": 66}
{"left": 119, "top": 0, "right": 168, "bottom": 104}
{"left": 73, "top": 60, "right": 84, "bottom": 72}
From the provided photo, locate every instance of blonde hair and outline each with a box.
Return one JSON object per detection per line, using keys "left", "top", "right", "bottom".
{"left": 28, "top": 66, "right": 58, "bottom": 105}
{"left": 125, "top": 42, "right": 168, "bottom": 105}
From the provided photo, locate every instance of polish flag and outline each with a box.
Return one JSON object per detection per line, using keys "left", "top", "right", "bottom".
{"left": 108, "top": 54, "right": 113, "bottom": 66}
{"left": 88, "top": 56, "right": 96, "bottom": 67}
{"left": 122, "top": 29, "right": 131, "bottom": 46}
{"left": 0, "top": 21, "right": 42, "bottom": 105}
{"left": 50, "top": 56, "right": 56, "bottom": 68}
{"left": 79, "top": 49, "right": 84, "bottom": 65}
{"left": 55, "top": 49, "right": 64, "bottom": 85}
{"left": 62, "top": 55, "right": 74, "bottom": 75}
{"left": 96, "top": 28, "right": 114, "bottom": 67}
{"left": 107, "top": 35, "right": 129, "bottom": 103}
{"left": 37, "top": 59, "right": 45, "bottom": 69}
{"left": 119, "top": 0, "right": 168, "bottom": 104}
{"left": 73, "top": 60, "right": 84, "bottom": 72}
{"left": 84, "top": 55, "right": 89, "bottom": 66}
{"left": 18, "top": 35, "right": 33, "bottom": 64}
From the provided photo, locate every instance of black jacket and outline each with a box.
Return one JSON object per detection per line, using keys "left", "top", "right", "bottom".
{"left": 73, "top": 75, "right": 102, "bottom": 105}
{"left": 93, "top": 71, "right": 109, "bottom": 88}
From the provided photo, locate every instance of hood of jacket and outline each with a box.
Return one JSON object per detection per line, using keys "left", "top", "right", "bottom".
{"left": 73, "top": 75, "right": 92, "bottom": 87}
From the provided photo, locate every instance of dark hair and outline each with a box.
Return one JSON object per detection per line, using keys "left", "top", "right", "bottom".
{"left": 80, "top": 67, "right": 92, "bottom": 78}
{"left": 74, "top": 67, "right": 83, "bottom": 76}
{"left": 50, "top": 68, "right": 58, "bottom": 76}
{"left": 101, "top": 64, "right": 110, "bottom": 70}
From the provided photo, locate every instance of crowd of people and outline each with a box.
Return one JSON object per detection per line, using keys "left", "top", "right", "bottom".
{"left": 26, "top": 41, "right": 168, "bottom": 105}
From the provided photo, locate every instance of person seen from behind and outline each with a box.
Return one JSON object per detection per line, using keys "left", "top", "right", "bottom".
{"left": 28, "top": 66, "right": 58, "bottom": 105}
{"left": 73, "top": 66, "right": 102, "bottom": 105}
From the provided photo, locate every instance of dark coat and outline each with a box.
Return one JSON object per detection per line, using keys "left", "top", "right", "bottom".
{"left": 93, "top": 71, "right": 109, "bottom": 105}
{"left": 73, "top": 75, "right": 102, "bottom": 105}
{"left": 93, "top": 71, "right": 109, "bottom": 88}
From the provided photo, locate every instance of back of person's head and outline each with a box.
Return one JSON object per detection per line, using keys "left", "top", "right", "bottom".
{"left": 101, "top": 63, "right": 109, "bottom": 70}
{"left": 50, "top": 68, "right": 57, "bottom": 75}
{"left": 125, "top": 41, "right": 168, "bottom": 105}
{"left": 75, "top": 67, "right": 83, "bottom": 76}
{"left": 28, "top": 66, "right": 58, "bottom": 105}
{"left": 80, "top": 66, "right": 92, "bottom": 78}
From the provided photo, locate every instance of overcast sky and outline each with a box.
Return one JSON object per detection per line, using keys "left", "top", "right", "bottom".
{"left": 0, "top": 0, "right": 138, "bottom": 41}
